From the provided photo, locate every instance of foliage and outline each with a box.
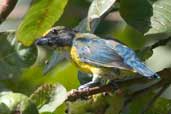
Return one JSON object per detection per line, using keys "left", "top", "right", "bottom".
{"left": 0, "top": 0, "right": 171, "bottom": 114}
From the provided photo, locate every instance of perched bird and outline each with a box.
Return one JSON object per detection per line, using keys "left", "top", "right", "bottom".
{"left": 35, "top": 26, "right": 160, "bottom": 89}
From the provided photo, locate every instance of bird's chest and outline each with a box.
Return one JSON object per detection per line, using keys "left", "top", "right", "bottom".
{"left": 70, "top": 47, "right": 121, "bottom": 79}
{"left": 70, "top": 47, "right": 98, "bottom": 74}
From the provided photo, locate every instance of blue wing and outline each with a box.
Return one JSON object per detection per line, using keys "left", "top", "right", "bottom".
{"left": 74, "top": 34, "right": 159, "bottom": 79}
{"left": 113, "top": 44, "right": 160, "bottom": 78}
{"left": 73, "top": 37, "right": 132, "bottom": 70}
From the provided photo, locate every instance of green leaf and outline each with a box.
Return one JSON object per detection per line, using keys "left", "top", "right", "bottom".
{"left": 136, "top": 47, "right": 153, "bottom": 61}
{"left": 68, "top": 94, "right": 124, "bottom": 114}
{"left": 124, "top": 92, "right": 171, "bottom": 114}
{"left": 120, "top": 0, "right": 171, "bottom": 36}
{"left": 87, "top": 0, "right": 116, "bottom": 31}
{"left": 16, "top": 0, "right": 68, "bottom": 46}
{"left": 74, "top": 18, "right": 100, "bottom": 33}
{"left": 16, "top": 62, "right": 79, "bottom": 95}
{"left": 0, "top": 92, "right": 39, "bottom": 114}
{"left": 116, "top": 25, "right": 146, "bottom": 49}
{"left": 0, "top": 32, "right": 36, "bottom": 82}
{"left": 0, "top": 103, "right": 10, "bottom": 114}
{"left": 30, "top": 83, "right": 67, "bottom": 113}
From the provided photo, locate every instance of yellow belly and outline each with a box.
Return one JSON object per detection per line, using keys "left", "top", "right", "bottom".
{"left": 70, "top": 47, "right": 100, "bottom": 74}
{"left": 70, "top": 47, "right": 121, "bottom": 80}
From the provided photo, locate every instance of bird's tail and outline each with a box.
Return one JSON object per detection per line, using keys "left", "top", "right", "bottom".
{"left": 130, "top": 60, "right": 160, "bottom": 79}
{"left": 111, "top": 44, "right": 160, "bottom": 79}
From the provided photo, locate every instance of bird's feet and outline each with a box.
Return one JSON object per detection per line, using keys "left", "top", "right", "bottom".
{"left": 78, "top": 81, "right": 101, "bottom": 90}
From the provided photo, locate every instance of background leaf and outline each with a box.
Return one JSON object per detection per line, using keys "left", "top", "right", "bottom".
{"left": 30, "top": 83, "right": 67, "bottom": 113}
{"left": 0, "top": 32, "right": 36, "bottom": 82}
{"left": 74, "top": 18, "right": 100, "bottom": 33}
{"left": 146, "top": 40, "right": 171, "bottom": 72}
{"left": 123, "top": 92, "right": 171, "bottom": 114}
{"left": 87, "top": 0, "right": 116, "bottom": 31}
{"left": 16, "top": 0, "right": 68, "bottom": 46}
{"left": 0, "top": 92, "right": 39, "bottom": 114}
{"left": 120, "top": 0, "right": 171, "bottom": 36}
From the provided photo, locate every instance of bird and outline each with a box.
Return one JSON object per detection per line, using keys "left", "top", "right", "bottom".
{"left": 35, "top": 26, "right": 160, "bottom": 89}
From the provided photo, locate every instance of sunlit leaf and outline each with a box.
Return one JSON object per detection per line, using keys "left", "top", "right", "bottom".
{"left": 87, "top": 0, "right": 116, "bottom": 31}
{"left": 146, "top": 0, "right": 171, "bottom": 35}
{"left": 146, "top": 41, "right": 171, "bottom": 72}
{"left": 74, "top": 18, "right": 100, "bottom": 33}
{"left": 30, "top": 83, "right": 67, "bottom": 113}
{"left": 16, "top": 0, "right": 68, "bottom": 46}
{"left": 0, "top": 91, "right": 39, "bottom": 114}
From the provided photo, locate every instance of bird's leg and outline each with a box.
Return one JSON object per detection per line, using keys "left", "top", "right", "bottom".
{"left": 78, "top": 75, "right": 101, "bottom": 90}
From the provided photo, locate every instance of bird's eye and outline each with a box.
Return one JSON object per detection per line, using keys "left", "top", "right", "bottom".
{"left": 51, "top": 29, "right": 58, "bottom": 34}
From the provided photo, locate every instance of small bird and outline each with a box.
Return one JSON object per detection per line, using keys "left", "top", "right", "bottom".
{"left": 35, "top": 26, "right": 160, "bottom": 89}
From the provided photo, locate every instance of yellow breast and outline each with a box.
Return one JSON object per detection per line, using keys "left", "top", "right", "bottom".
{"left": 70, "top": 47, "right": 99, "bottom": 74}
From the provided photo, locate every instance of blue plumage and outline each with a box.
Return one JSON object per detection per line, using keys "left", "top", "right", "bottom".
{"left": 36, "top": 27, "right": 160, "bottom": 89}
{"left": 74, "top": 37, "right": 132, "bottom": 70}
{"left": 73, "top": 35, "right": 160, "bottom": 79}
{"left": 114, "top": 44, "right": 160, "bottom": 78}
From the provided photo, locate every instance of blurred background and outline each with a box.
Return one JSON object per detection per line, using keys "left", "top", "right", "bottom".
{"left": 0, "top": 0, "right": 171, "bottom": 100}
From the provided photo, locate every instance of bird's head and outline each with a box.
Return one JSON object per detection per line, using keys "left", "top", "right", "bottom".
{"left": 35, "top": 26, "right": 77, "bottom": 50}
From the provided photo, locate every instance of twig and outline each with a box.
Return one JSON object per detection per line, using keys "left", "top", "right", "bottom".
{"left": 151, "top": 37, "right": 171, "bottom": 49}
{"left": 120, "top": 80, "right": 170, "bottom": 114}
{"left": 120, "top": 79, "right": 162, "bottom": 112}
{"left": 128, "top": 80, "right": 164, "bottom": 98}
{"left": 67, "top": 68, "right": 171, "bottom": 101}
{"left": 12, "top": 110, "right": 20, "bottom": 114}
{"left": 67, "top": 84, "right": 114, "bottom": 102}
{"left": 0, "top": 0, "right": 18, "bottom": 24}
{"left": 140, "top": 83, "right": 170, "bottom": 114}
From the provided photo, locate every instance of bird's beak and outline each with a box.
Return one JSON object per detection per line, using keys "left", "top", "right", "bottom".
{"left": 35, "top": 37, "right": 49, "bottom": 46}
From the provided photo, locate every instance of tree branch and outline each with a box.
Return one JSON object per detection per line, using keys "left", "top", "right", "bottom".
{"left": 140, "top": 83, "right": 170, "bottom": 114}
{"left": 67, "top": 83, "right": 114, "bottom": 102}
{"left": 151, "top": 37, "right": 171, "bottom": 49}
{"left": 0, "top": 0, "right": 18, "bottom": 24}
{"left": 67, "top": 68, "right": 171, "bottom": 101}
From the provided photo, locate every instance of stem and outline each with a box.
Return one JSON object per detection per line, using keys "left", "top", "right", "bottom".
{"left": 140, "top": 83, "right": 170, "bottom": 114}
{"left": 151, "top": 37, "right": 171, "bottom": 49}
{"left": 67, "top": 84, "right": 114, "bottom": 102}
{"left": 0, "top": 0, "right": 18, "bottom": 24}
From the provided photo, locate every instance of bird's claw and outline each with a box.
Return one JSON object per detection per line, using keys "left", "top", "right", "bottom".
{"left": 78, "top": 85, "right": 91, "bottom": 90}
